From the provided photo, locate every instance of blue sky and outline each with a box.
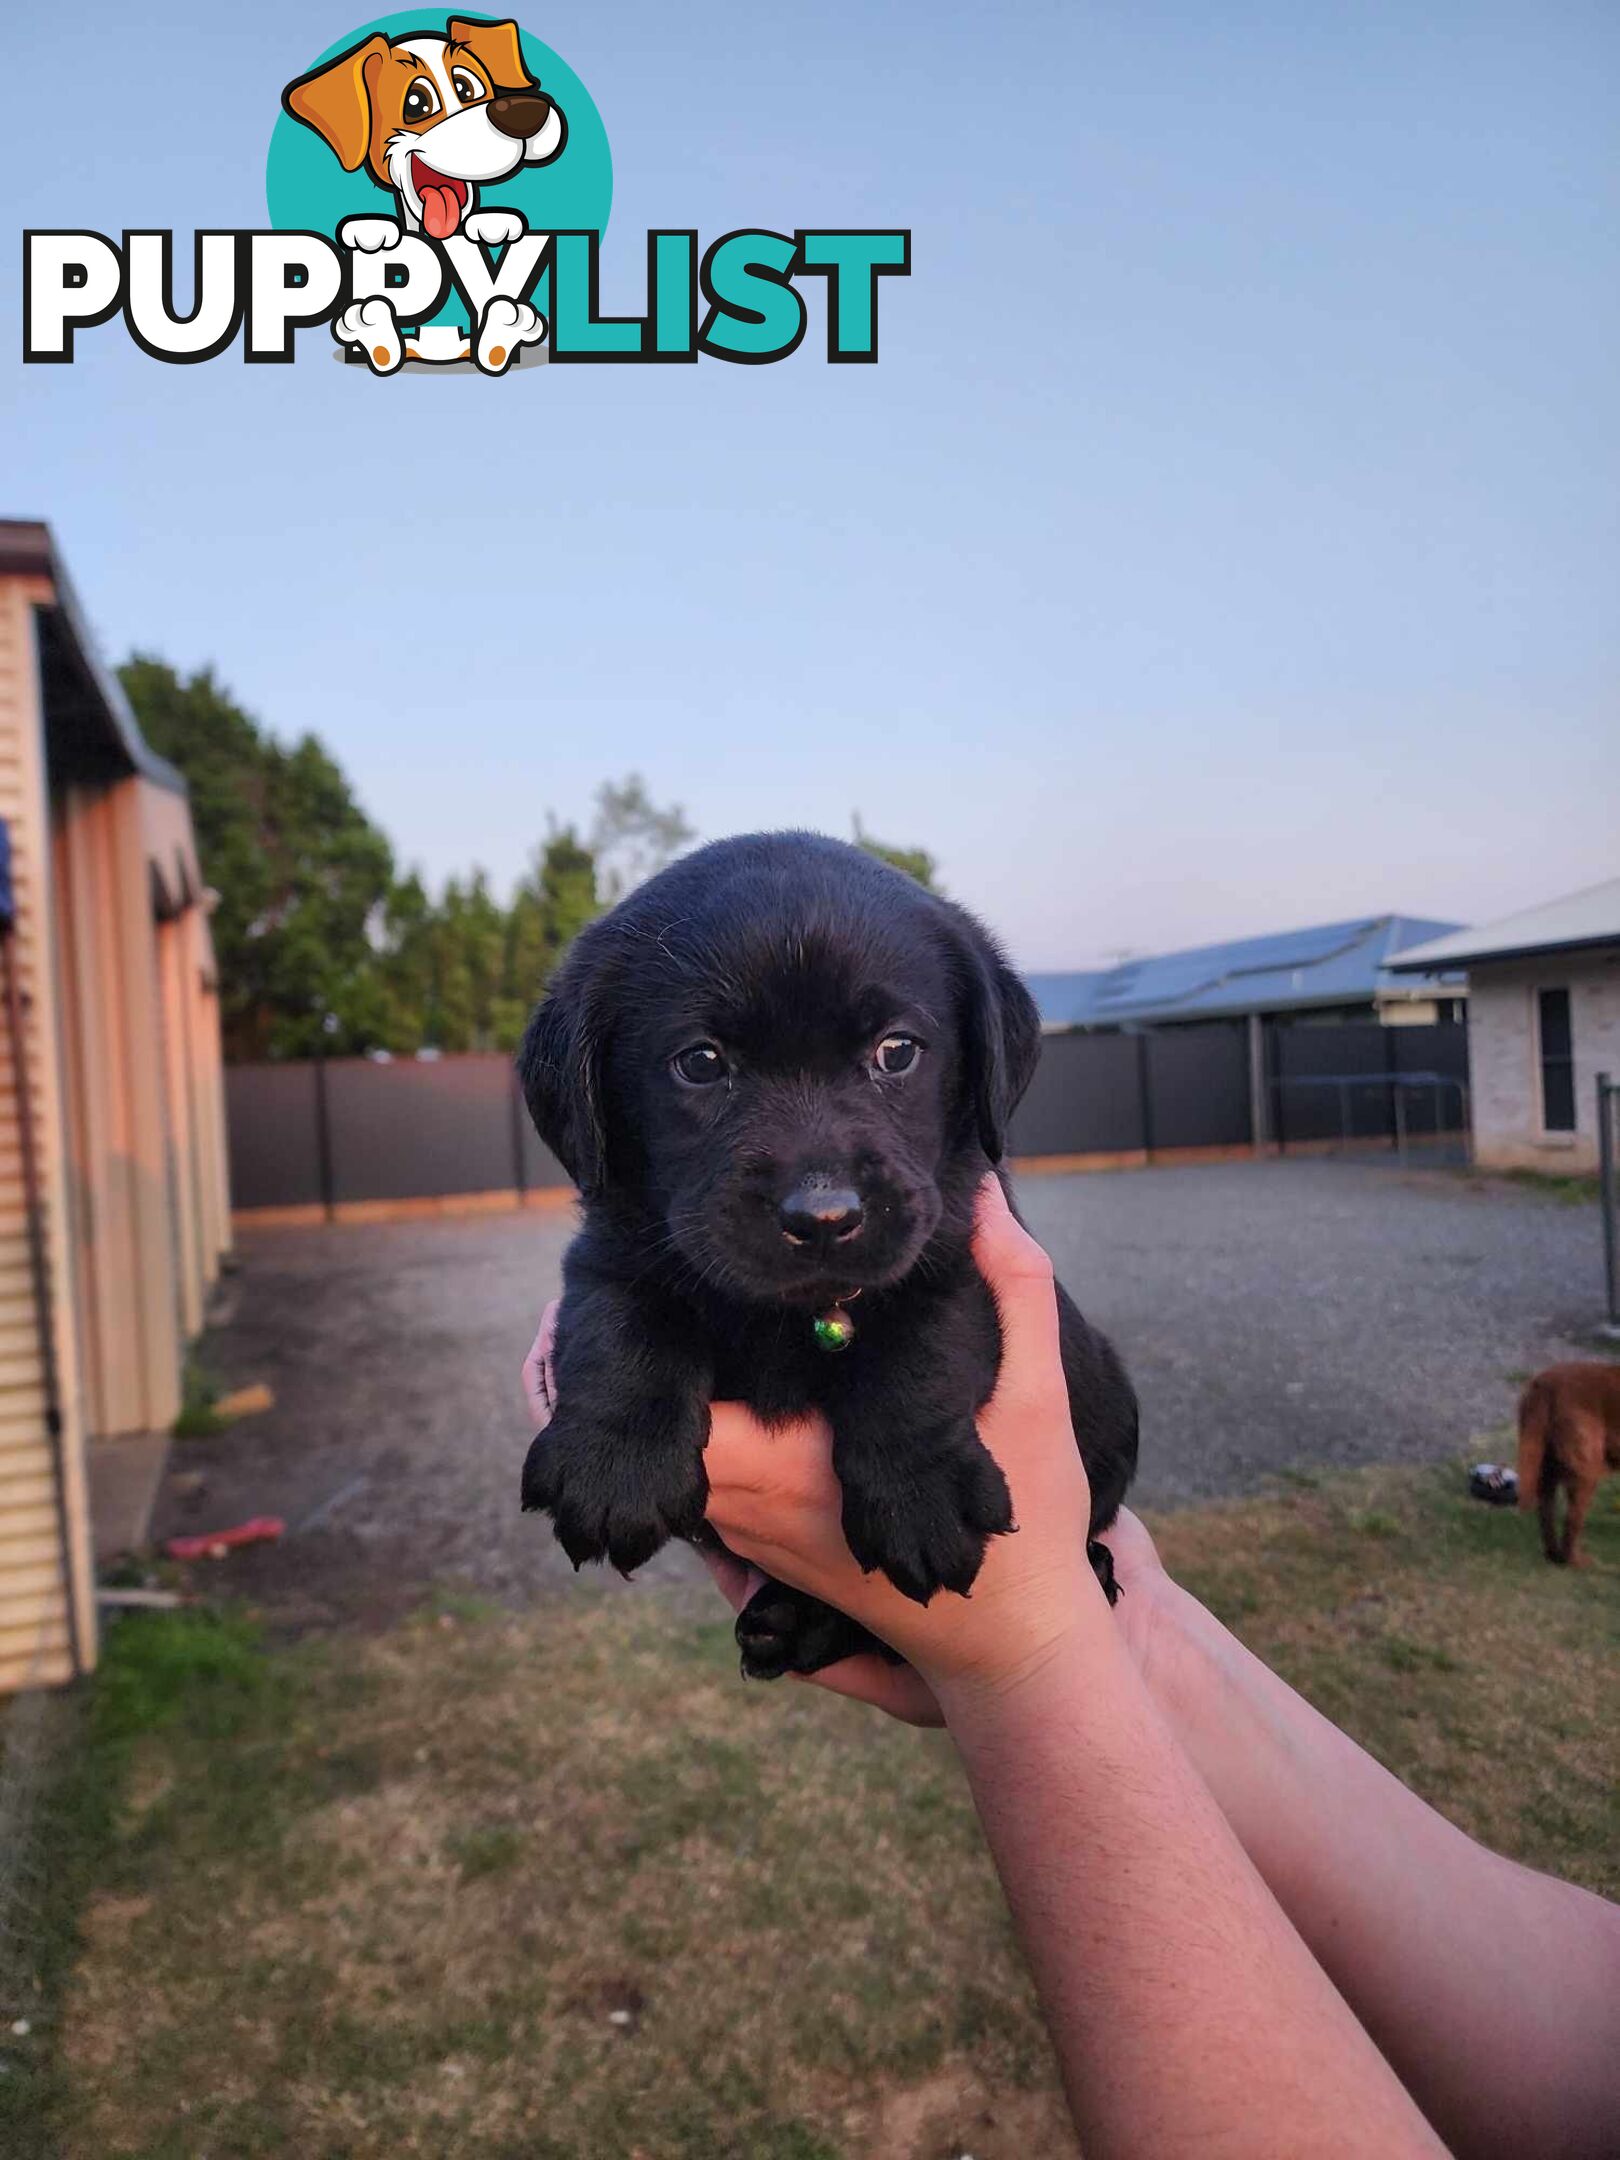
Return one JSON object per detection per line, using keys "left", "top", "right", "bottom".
{"left": 6, "top": 1, "right": 1616, "bottom": 967}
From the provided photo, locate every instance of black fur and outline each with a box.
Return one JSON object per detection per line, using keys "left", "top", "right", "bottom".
{"left": 518, "top": 832, "right": 1138, "bottom": 1679}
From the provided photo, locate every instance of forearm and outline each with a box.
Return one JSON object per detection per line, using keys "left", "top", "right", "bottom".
{"left": 937, "top": 1621, "right": 1442, "bottom": 2160}
{"left": 1144, "top": 1580, "right": 1620, "bottom": 2160}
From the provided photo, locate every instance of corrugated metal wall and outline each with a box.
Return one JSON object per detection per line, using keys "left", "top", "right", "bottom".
{"left": 0, "top": 580, "right": 93, "bottom": 1690}
{"left": 0, "top": 557, "right": 233, "bottom": 1695}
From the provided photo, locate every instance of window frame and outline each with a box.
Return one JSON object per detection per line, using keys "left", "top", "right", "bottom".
{"left": 1533, "top": 984, "right": 1577, "bottom": 1138}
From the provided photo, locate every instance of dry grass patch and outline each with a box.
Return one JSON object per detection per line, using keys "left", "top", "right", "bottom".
{"left": 1151, "top": 1456, "right": 1620, "bottom": 1897}
{"left": 21, "top": 1455, "right": 1620, "bottom": 2157}
{"left": 49, "top": 1595, "right": 1067, "bottom": 2160}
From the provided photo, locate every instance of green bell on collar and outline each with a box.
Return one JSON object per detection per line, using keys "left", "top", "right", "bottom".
{"left": 812, "top": 1305, "right": 857, "bottom": 1353}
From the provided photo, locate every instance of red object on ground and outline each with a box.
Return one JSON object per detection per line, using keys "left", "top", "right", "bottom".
{"left": 165, "top": 1516, "right": 285, "bottom": 1561}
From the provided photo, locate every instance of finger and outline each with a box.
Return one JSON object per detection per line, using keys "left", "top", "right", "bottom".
{"left": 695, "top": 1544, "right": 766, "bottom": 1613}
{"left": 796, "top": 1655, "right": 943, "bottom": 1727}
{"left": 703, "top": 1402, "right": 839, "bottom": 1507}
{"left": 1096, "top": 1505, "right": 1163, "bottom": 1579}
{"left": 520, "top": 1299, "right": 560, "bottom": 1428}
{"left": 971, "top": 1177, "right": 1065, "bottom": 1409}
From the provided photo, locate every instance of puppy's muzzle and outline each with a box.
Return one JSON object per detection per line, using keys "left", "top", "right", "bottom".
{"left": 779, "top": 1180, "right": 864, "bottom": 1254}
{"left": 490, "top": 91, "right": 554, "bottom": 141}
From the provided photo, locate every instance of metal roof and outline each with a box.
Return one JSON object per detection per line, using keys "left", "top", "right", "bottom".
{"left": 1388, "top": 878, "right": 1620, "bottom": 972}
{"left": 1026, "top": 914, "right": 1464, "bottom": 1030}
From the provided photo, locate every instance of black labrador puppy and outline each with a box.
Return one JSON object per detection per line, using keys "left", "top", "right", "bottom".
{"left": 518, "top": 831, "right": 1138, "bottom": 1680}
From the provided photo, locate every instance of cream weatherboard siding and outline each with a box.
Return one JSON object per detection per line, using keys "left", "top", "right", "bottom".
{"left": 0, "top": 575, "right": 93, "bottom": 1689}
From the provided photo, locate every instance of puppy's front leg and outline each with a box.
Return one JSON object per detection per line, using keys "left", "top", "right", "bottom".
{"left": 521, "top": 1281, "right": 711, "bottom": 1575}
{"left": 827, "top": 1300, "right": 1013, "bottom": 1605}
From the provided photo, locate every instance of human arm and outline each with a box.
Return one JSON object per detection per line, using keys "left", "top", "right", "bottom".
{"left": 699, "top": 1181, "right": 1443, "bottom": 2158}
{"left": 1116, "top": 1537, "right": 1620, "bottom": 2160}
{"left": 683, "top": 1368, "right": 1620, "bottom": 2160}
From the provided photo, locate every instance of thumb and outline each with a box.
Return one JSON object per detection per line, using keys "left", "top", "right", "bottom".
{"left": 971, "top": 1176, "right": 1066, "bottom": 1416}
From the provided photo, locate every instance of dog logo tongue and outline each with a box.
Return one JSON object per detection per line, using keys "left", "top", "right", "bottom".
{"left": 421, "top": 184, "right": 461, "bottom": 238}
{"left": 412, "top": 159, "right": 467, "bottom": 239}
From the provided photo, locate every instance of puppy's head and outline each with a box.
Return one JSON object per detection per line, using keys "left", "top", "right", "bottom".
{"left": 519, "top": 834, "right": 1039, "bottom": 1306}
{"left": 283, "top": 19, "right": 565, "bottom": 238}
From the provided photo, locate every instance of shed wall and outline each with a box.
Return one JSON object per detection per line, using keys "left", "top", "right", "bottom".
{"left": 0, "top": 581, "right": 94, "bottom": 1689}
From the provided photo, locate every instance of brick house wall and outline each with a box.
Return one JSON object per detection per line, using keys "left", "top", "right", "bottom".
{"left": 1466, "top": 947, "right": 1620, "bottom": 1173}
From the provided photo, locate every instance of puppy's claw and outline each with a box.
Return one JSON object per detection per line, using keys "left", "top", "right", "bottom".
{"left": 1087, "top": 1537, "right": 1121, "bottom": 1607}
{"left": 522, "top": 1408, "right": 708, "bottom": 1576}
{"left": 839, "top": 1422, "right": 1013, "bottom": 1603}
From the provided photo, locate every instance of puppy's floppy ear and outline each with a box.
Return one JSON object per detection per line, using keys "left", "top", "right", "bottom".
{"left": 516, "top": 977, "right": 609, "bottom": 1195}
{"left": 944, "top": 905, "right": 1042, "bottom": 1164}
{"left": 448, "top": 17, "right": 536, "bottom": 91}
{"left": 283, "top": 35, "right": 390, "bottom": 172}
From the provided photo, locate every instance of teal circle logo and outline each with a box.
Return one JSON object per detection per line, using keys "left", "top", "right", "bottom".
{"left": 267, "top": 12, "right": 611, "bottom": 366}
{"left": 268, "top": 12, "right": 610, "bottom": 238}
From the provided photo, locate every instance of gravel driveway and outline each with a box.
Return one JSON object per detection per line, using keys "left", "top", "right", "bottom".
{"left": 153, "top": 1161, "right": 1608, "bottom": 1626}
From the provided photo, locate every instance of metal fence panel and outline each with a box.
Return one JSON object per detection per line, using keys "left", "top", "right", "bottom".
{"left": 225, "top": 1063, "right": 323, "bottom": 1209}
{"left": 1145, "top": 1023, "right": 1250, "bottom": 1149}
{"left": 1389, "top": 1023, "right": 1470, "bottom": 1137}
{"left": 1010, "top": 1032, "right": 1145, "bottom": 1155}
{"left": 519, "top": 1105, "right": 573, "bottom": 1191}
{"left": 325, "top": 1057, "right": 519, "bottom": 1202}
{"left": 1271, "top": 1021, "right": 1468, "bottom": 1146}
{"left": 227, "top": 1020, "right": 1475, "bottom": 1210}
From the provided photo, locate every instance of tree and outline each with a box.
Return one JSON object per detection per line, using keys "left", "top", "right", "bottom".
{"left": 852, "top": 814, "right": 939, "bottom": 891}
{"left": 374, "top": 870, "right": 436, "bottom": 1051}
{"left": 120, "top": 656, "right": 396, "bottom": 1059}
{"left": 495, "top": 824, "right": 601, "bottom": 1049}
{"left": 123, "top": 659, "right": 697, "bottom": 1058}
{"left": 590, "top": 773, "right": 695, "bottom": 900}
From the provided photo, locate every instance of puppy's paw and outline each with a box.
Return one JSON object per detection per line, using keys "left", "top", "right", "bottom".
{"left": 338, "top": 216, "right": 402, "bottom": 253}
{"left": 521, "top": 1404, "right": 708, "bottom": 1575}
{"left": 734, "top": 1582, "right": 878, "bottom": 1681}
{"left": 839, "top": 1426, "right": 1013, "bottom": 1605}
{"left": 335, "top": 297, "right": 402, "bottom": 374}
{"left": 464, "top": 208, "right": 527, "bottom": 247}
{"left": 474, "top": 295, "right": 546, "bottom": 375}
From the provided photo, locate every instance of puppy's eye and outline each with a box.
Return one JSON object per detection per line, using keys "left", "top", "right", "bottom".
{"left": 874, "top": 1034, "right": 921, "bottom": 1076}
{"left": 672, "top": 1043, "right": 728, "bottom": 1086}
{"left": 403, "top": 78, "right": 441, "bottom": 123}
{"left": 451, "top": 69, "right": 486, "bottom": 104}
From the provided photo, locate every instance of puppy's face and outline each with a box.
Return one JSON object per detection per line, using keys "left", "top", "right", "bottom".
{"left": 617, "top": 922, "right": 958, "bottom": 1302}
{"left": 521, "top": 836, "right": 1041, "bottom": 1310}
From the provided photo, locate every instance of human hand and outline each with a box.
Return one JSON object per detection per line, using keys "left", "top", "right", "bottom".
{"left": 521, "top": 1188, "right": 1171, "bottom": 1720}
{"left": 702, "top": 1178, "right": 1115, "bottom": 1711}
{"left": 521, "top": 1301, "right": 559, "bottom": 1430}
{"left": 523, "top": 1297, "right": 942, "bottom": 1718}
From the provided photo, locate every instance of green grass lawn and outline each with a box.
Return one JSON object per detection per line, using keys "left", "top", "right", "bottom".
{"left": 4, "top": 1459, "right": 1617, "bottom": 2159}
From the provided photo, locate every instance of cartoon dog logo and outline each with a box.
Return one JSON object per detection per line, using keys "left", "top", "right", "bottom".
{"left": 283, "top": 16, "right": 566, "bottom": 369}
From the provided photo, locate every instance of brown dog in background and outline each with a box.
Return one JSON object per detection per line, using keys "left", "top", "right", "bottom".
{"left": 1517, "top": 1363, "right": 1620, "bottom": 1567}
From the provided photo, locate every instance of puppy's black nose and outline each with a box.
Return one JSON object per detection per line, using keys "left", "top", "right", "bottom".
{"left": 489, "top": 91, "right": 553, "bottom": 140}
{"left": 779, "top": 1183, "right": 864, "bottom": 1251}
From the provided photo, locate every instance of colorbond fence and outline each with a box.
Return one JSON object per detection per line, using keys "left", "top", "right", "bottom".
{"left": 226, "top": 1056, "right": 570, "bottom": 1215}
{"left": 226, "top": 1019, "right": 1469, "bottom": 1219}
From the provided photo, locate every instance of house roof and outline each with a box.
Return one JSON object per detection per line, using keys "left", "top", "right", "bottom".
{"left": 0, "top": 519, "right": 187, "bottom": 797}
{"left": 1388, "top": 878, "right": 1620, "bottom": 972}
{"left": 1026, "top": 914, "right": 1465, "bottom": 1030}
